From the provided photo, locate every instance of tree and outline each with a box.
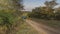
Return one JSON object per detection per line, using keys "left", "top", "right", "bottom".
{"left": 29, "top": 0, "right": 58, "bottom": 20}
{"left": 54, "top": 7, "right": 60, "bottom": 20}
{"left": 11, "top": 0, "right": 23, "bottom": 16}
{"left": 43, "top": 0, "right": 58, "bottom": 19}
{"left": 45, "top": 0, "right": 58, "bottom": 8}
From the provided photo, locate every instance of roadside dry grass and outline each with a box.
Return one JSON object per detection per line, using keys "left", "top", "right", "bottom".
{"left": 16, "top": 22, "right": 39, "bottom": 34}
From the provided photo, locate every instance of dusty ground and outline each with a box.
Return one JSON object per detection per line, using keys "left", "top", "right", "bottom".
{"left": 26, "top": 19, "right": 60, "bottom": 34}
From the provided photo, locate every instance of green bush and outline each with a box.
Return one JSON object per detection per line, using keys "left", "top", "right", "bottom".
{"left": 0, "top": 10, "right": 22, "bottom": 34}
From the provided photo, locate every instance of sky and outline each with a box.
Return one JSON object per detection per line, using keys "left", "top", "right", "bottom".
{"left": 23, "top": 0, "right": 60, "bottom": 11}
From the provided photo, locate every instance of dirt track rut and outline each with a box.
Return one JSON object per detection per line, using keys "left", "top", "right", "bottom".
{"left": 26, "top": 19, "right": 60, "bottom": 34}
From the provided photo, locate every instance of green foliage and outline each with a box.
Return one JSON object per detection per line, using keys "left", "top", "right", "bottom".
{"left": 44, "top": 0, "right": 58, "bottom": 8}
{"left": 0, "top": 0, "right": 23, "bottom": 34}
{"left": 28, "top": 0, "right": 60, "bottom": 20}
{"left": 0, "top": 9, "right": 23, "bottom": 34}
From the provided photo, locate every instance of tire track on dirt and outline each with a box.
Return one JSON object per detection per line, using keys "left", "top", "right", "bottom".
{"left": 26, "top": 19, "right": 60, "bottom": 34}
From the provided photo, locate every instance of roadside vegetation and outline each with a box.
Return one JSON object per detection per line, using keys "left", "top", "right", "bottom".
{"left": 0, "top": 0, "right": 24, "bottom": 34}
{"left": 28, "top": 0, "right": 60, "bottom": 20}
{"left": 28, "top": 0, "right": 60, "bottom": 30}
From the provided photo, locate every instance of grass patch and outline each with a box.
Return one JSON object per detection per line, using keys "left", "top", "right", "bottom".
{"left": 16, "top": 22, "right": 39, "bottom": 34}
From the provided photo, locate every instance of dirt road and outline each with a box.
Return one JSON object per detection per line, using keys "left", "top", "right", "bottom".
{"left": 26, "top": 19, "right": 60, "bottom": 34}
